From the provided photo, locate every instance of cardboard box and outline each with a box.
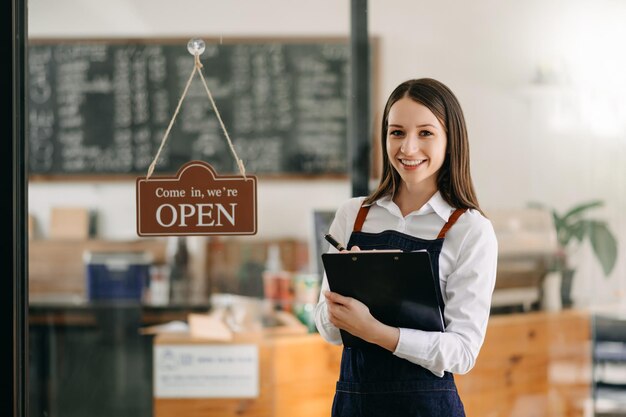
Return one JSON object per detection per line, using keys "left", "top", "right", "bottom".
{"left": 50, "top": 207, "right": 90, "bottom": 239}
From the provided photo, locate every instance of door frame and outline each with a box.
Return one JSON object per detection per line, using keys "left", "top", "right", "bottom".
{"left": 5, "top": 0, "right": 28, "bottom": 416}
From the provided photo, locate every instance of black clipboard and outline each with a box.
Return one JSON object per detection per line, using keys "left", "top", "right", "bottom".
{"left": 322, "top": 251, "right": 444, "bottom": 348}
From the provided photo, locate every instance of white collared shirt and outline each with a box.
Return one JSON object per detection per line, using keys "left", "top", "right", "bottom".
{"left": 314, "top": 192, "right": 498, "bottom": 377}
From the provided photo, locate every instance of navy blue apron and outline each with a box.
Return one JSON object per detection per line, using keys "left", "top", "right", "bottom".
{"left": 331, "top": 204, "right": 467, "bottom": 417}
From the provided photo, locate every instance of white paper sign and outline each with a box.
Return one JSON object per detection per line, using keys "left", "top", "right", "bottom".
{"left": 154, "top": 344, "right": 259, "bottom": 398}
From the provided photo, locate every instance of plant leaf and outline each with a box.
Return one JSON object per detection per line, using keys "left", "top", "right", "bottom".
{"left": 552, "top": 211, "right": 570, "bottom": 246}
{"left": 562, "top": 200, "right": 604, "bottom": 222}
{"left": 570, "top": 220, "right": 588, "bottom": 243}
{"left": 588, "top": 221, "right": 618, "bottom": 277}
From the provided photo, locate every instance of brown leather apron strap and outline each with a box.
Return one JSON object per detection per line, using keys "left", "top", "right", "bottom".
{"left": 437, "top": 208, "right": 467, "bottom": 239}
{"left": 352, "top": 204, "right": 371, "bottom": 232}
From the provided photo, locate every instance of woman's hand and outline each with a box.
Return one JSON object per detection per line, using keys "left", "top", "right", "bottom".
{"left": 340, "top": 245, "right": 361, "bottom": 253}
{"left": 324, "top": 291, "right": 377, "bottom": 338}
{"left": 324, "top": 291, "right": 400, "bottom": 352}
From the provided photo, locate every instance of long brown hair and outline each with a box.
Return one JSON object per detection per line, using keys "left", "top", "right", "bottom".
{"left": 365, "top": 78, "right": 483, "bottom": 214}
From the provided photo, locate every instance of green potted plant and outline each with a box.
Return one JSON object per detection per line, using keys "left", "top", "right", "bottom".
{"left": 535, "top": 200, "right": 618, "bottom": 307}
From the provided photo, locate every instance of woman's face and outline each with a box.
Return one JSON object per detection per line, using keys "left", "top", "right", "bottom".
{"left": 386, "top": 97, "right": 447, "bottom": 193}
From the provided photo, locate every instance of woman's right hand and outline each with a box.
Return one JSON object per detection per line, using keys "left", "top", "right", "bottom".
{"left": 324, "top": 290, "right": 399, "bottom": 351}
{"left": 324, "top": 290, "right": 375, "bottom": 336}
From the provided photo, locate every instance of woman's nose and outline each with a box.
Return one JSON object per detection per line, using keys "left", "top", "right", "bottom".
{"left": 400, "top": 135, "right": 419, "bottom": 154}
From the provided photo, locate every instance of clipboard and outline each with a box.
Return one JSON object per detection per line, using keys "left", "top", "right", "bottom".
{"left": 321, "top": 251, "right": 444, "bottom": 348}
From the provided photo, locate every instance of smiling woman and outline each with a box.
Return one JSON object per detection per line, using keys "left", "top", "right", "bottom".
{"left": 386, "top": 98, "right": 448, "bottom": 212}
{"left": 366, "top": 78, "right": 481, "bottom": 216}
{"left": 316, "top": 78, "right": 497, "bottom": 417}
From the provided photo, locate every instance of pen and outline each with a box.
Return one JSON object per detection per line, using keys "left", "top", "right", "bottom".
{"left": 324, "top": 234, "right": 346, "bottom": 251}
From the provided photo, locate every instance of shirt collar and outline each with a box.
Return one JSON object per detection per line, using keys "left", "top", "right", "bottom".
{"left": 428, "top": 191, "right": 454, "bottom": 222}
{"left": 374, "top": 191, "right": 453, "bottom": 222}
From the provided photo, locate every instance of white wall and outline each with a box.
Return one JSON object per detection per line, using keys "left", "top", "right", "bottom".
{"left": 28, "top": 0, "right": 626, "bottom": 306}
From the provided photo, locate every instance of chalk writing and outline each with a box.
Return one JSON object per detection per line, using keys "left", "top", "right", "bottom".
{"left": 30, "top": 40, "right": 351, "bottom": 176}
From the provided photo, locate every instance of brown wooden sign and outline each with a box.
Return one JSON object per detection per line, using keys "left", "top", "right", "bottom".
{"left": 136, "top": 161, "right": 257, "bottom": 236}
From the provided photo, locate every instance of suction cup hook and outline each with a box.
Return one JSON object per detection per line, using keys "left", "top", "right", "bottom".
{"left": 187, "top": 38, "right": 206, "bottom": 56}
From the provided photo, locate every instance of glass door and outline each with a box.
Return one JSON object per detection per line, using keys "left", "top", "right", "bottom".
{"left": 26, "top": 2, "right": 352, "bottom": 417}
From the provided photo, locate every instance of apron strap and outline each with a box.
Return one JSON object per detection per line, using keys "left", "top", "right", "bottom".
{"left": 354, "top": 204, "right": 467, "bottom": 237}
{"left": 437, "top": 208, "right": 468, "bottom": 239}
{"left": 352, "top": 204, "right": 371, "bottom": 232}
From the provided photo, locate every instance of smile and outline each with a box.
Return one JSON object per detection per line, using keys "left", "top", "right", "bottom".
{"left": 399, "top": 159, "right": 426, "bottom": 167}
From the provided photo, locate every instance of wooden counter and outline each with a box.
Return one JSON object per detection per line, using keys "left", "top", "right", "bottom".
{"left": 154, "top": 333, "right": 342, "bottom": 417}
{"left": 456, "top": 309, "right": 590, "bottom": 417}
{"left": 154, "top": 310, "right": 590, "bottom": 417}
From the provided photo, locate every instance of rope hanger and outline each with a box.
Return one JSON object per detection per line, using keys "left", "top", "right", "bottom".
{"left": 146, "top": 39, "right": 247, "bottom": 180}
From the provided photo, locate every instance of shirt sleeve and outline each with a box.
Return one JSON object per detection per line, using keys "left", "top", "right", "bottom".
{"left": 314, "top": 198, "right": 362, "bottom": 345}
{"left": 392, "top": 215, "right": 498, "bottom": 377}
{"left": 314, "top": 271, "right": 343, "bottom": 345}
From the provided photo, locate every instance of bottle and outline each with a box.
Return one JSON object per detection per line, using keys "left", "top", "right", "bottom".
{"left": 263, "top": 244, "right": 292, "bottom": 311}
{"left": 237, "top": 245, "right": 265, "bottom": 299}
{"left": 292, "top": 272, "right": 321, "bottom": 332}
{"left": 207, "top": 236, "right": 232, "bottom": 294}
{"left": 168, "top": 237, "right": 190, "bottom": 304}
{"left": 148, "top": 264, "right": 170, "bottom": 306}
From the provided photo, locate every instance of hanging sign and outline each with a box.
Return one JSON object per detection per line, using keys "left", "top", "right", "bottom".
{"left": 137, "top": 39, "right": 257, "bottom": 237}
{"left": 136, "top": 160, "right": 257, "bottom": 236}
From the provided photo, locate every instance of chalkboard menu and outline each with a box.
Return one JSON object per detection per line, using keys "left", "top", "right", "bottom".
{"left": 28, "top": 39, "right": 350, "bottom": 176}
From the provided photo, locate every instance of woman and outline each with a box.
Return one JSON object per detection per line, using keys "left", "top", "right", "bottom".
{"left": 315, "top": 78, "right": 498, "bottom": 416}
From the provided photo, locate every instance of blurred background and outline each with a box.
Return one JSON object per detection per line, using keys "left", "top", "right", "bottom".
{"left": 26, "top": 1, "right": 626, "bottom": 416}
